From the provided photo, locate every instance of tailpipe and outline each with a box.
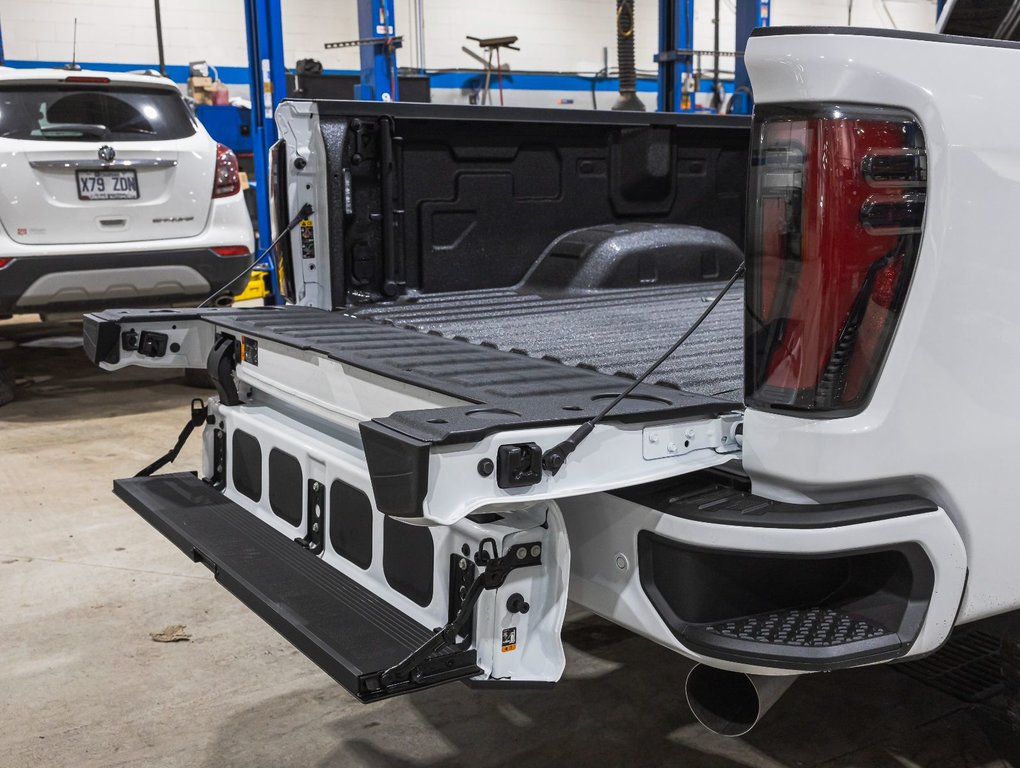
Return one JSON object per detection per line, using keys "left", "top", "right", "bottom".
{"left": 685, "top": 665, "right": 797, "bottom": 737}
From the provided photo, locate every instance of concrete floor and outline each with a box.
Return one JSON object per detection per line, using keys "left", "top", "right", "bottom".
{"left": 2, "top": 317, "right": 1017, "bottom": 768}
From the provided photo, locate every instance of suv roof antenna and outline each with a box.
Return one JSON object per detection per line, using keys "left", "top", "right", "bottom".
{"left": 62, "top": 19, "right": 81, "bottom": 71}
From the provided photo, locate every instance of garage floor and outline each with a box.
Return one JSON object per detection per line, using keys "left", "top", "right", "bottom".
{"left": 2, "top": 318, "right": 1017, "bottom": 768}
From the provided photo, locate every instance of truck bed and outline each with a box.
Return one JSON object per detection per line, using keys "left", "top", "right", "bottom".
{"left": 353, "top": 280, "right": 743, "bottom": 401}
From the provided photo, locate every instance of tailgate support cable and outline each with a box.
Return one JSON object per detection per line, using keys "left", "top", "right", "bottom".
{"left": 197, "top": 202, "right": 314, "bottom": 309}
{"left": 542, "top": 262, "right": 745, "bottom": 475}
{"left": 135, "top": 399, "right": 208, "bottom": 478}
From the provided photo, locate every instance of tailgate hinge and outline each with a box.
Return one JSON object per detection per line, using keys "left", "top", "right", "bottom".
{"left": 642, "top": 411, "right": 743, "bottom": 460}
{"left": 294, "top": 480, "right": 325, "bottom": 554}
{"left": 361, "top": 539, "right": 543, "bottom": 697}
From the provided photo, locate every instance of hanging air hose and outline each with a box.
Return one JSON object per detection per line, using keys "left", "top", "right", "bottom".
{"left": 612, "top": 0, "right": 645, "bottom": 111}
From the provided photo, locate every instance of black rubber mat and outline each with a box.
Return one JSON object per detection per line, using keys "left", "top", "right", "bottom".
{"left": 114, "top": 472, "right": 479, "bottom": 701}
{"left": 895, "top": 629, "right": 1005, "bottom": 703}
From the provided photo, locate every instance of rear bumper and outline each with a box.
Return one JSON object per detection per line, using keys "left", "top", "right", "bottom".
{"left": 0, "top": 248, "right": 251, "bottom": 315}
{"left": 561, "top": 469, "right": 969, "bottom": 675}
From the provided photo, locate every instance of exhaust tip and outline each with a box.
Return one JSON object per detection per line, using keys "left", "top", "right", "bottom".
{"left": 685, "top": 665, "right": 796, "bottom": 737}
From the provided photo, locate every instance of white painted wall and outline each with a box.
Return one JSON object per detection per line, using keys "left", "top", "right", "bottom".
{"left": 0, "top": 0, "right": 938, "bottom": 71}
{"left": 0, "top": 0, "right": 939, "bottom": 106}
{"left": 772, "top": 0, "right": 937, "bottom": 30}
{"left": 0, "top": 0, "right": 249, "bottom": 68}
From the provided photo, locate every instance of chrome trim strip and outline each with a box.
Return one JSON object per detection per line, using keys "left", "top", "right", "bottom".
{"left": 28, "top": 158, "right": 178, "bottom": 170}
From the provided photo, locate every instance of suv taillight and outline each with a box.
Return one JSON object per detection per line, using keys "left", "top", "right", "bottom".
{"left": 213, "top": 143, "right": 241, "bottom": 198}
{"left": 745, "top": 105, "right": 927, "bottom": 416}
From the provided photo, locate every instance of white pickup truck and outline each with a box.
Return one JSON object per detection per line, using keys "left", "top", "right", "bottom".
{"left": 85, "top": 25, "right": 1020, "bottom": 736}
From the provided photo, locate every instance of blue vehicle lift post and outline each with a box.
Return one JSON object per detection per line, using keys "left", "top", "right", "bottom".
{"left": 656, "top": 0, "right": 769, "bottom": 114}
{"left": 355, "top": 0, "right": 400, "bottom": 101}
{"left": 656, "top": 0, "right": 693, "bottom": 112}
{"left": 243, "top": 0, "right": 287, "bottom": 303}
{"left": 732, "top": 0, "right": 770, "bottom": 115}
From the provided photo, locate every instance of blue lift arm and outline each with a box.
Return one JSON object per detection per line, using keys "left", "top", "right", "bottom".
{"left": 243, "top": 0, "right": 287, "bottom": 303}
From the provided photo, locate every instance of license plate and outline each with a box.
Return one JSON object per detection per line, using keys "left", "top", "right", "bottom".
{"left": 76, "top": 170, "right": 139, "bottom": 201}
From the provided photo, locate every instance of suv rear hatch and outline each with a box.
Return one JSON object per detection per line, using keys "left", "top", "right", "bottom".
{"left": 0, "top": 79, "right": 213, "bottom": 245}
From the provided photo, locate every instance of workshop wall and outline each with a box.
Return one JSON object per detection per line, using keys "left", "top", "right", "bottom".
{"left": 0, "top": 0, "right": 939, "bottom": 108}
{"left": 0, "top": 0, "right": 249, "bottom": 71}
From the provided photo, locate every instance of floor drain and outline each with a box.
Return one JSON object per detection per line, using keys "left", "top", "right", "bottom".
{"left": 895, "top": 629, "right": 1004, "bottom": 703}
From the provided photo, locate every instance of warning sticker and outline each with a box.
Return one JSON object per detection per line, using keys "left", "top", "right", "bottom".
{"left": 300, "top": 218, "right": 315, "bottom": 259}
{"left": 501, "top": 627, "right": 517, "bottom": 653}
{"left": 241, "top": 336, "right": 258, "bottom": 366}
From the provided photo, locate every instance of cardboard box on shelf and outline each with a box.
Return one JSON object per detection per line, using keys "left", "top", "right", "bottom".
{"left": 188, "top": 75, "right": 229, "bottom": 105}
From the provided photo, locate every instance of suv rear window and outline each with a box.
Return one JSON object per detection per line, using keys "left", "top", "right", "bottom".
{"left": 0, "top": 85, "right": 196, "bottom": 141}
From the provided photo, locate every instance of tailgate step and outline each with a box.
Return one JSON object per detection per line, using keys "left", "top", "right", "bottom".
{"left": 114, "top": 472, "right": 480, "bottom": 701}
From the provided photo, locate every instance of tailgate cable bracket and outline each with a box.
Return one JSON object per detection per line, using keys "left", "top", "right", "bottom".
{"left": 135, "top": 399, "right": 208, "bottom": 478}
{"left": 542, "top": 262, "right": 745, "bottom": 475}
{"left": 364, "top": 539, "right": 542, "bottom": 693}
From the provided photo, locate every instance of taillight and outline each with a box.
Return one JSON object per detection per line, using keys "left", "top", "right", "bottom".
{"left": 212, "top": 245, "right": 250, "bottom": 257}
{"left": 63, "top": 76, "right": 111, "bottom": 84}
{"left": 745, "top": 105, "right": 927, "bottom": 416}
{"left": 213, "top": 143, "right": 241, "bottom": 198}
{"left": 0, "top": 258, "right": 13, "bottom": 269}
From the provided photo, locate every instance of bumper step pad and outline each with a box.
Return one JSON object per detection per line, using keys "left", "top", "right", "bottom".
{"left": 114, "top": 472, "right": 480, "bottom": 702}
{"left": 682, "top": 608, "right": 902, "bottom": 667}
{"left": 699, "top": 608, "right": 891, "bottom": 648}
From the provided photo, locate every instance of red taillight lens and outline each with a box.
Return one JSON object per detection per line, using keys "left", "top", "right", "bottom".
{"left": 212, "top": 245, "right": 250, "bottom": 257}
{"left": 0, "top": 258, "right": 13, "bottom": 269}
{"left": 63, "top": 76, "right": 111, "bottom": 84}
{"left": 745, "top": 106, "right": 927, "bottom": 415}
{"left": 213, "top": 143, "right": 241, "bottom": 198}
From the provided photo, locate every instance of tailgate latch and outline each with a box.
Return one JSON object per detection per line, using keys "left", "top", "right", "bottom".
{"left": 496, "top": 443, "right": 543, "bottom": 488}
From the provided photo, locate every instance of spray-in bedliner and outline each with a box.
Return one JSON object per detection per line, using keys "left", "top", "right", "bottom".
{"left": 353, "top": 281, "right": 744, "bottom": 401}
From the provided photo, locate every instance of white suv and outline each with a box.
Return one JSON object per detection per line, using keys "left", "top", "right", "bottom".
{"left": 0, "top": 67, "right": 255, "bottom": 318}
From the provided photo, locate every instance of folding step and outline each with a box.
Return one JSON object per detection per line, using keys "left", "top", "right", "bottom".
{"left": 113, "top": 473, "right": 480, "bottom": 702}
